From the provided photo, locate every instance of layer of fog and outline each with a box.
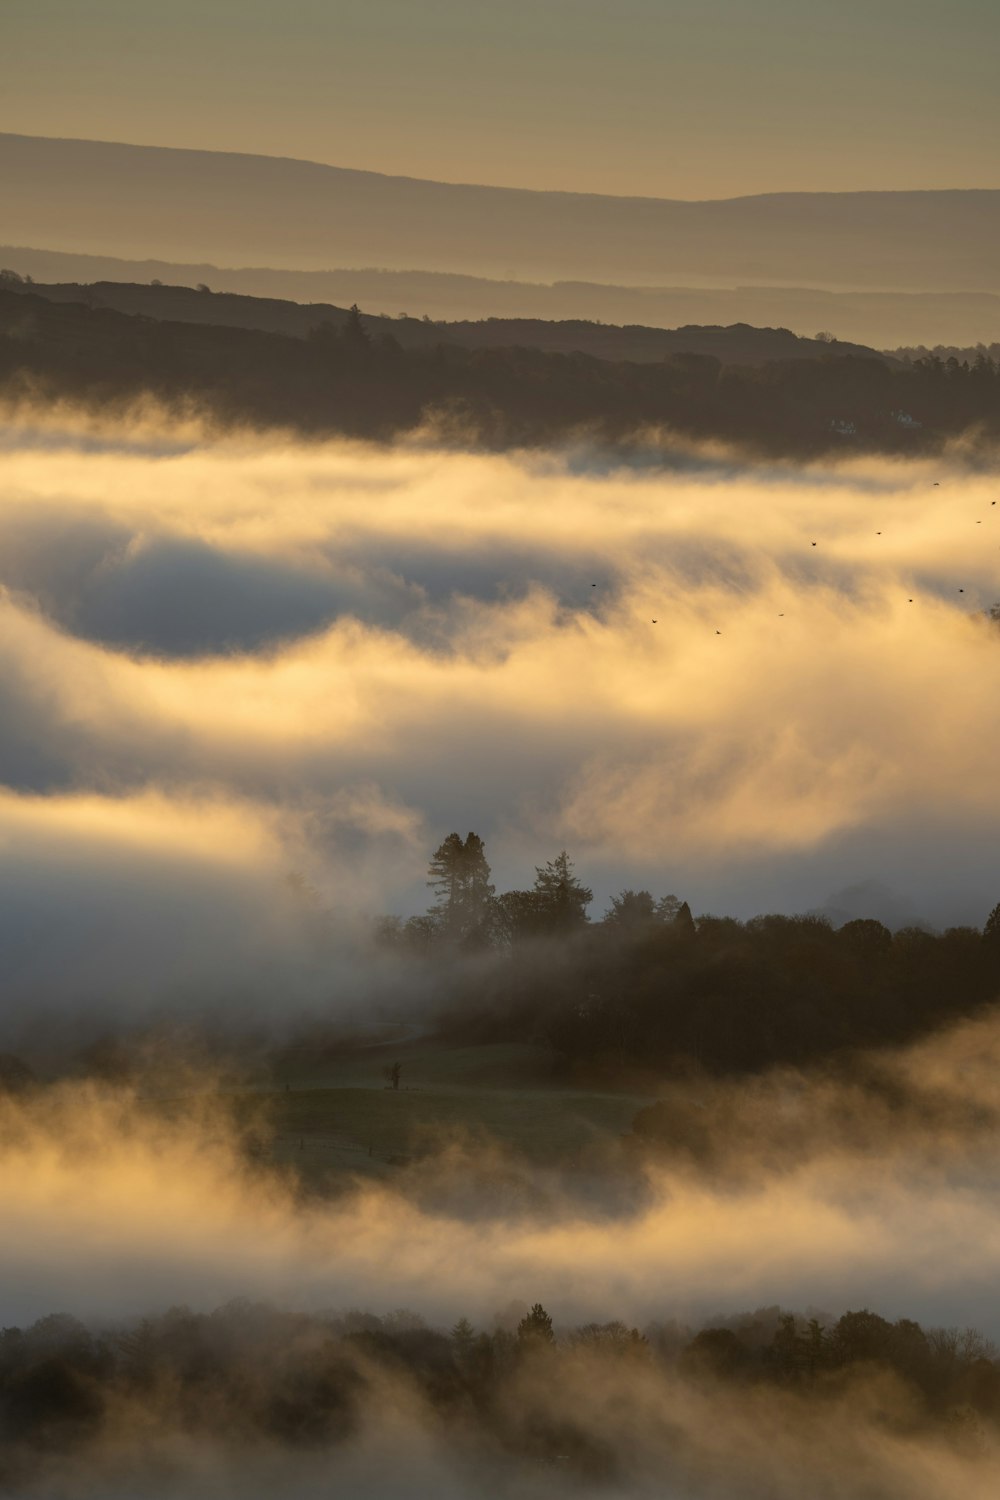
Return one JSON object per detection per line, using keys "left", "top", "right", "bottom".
{"left": 6, "top": 1012, "right": 1000, "bottom": 1497}
{"left": 1, "top": 412, "right": 999, "bottom": 1033}
{"left": 9, "top": 1318, "right": 1000, "bottom": 1500}
{"left": 4, "top": 1009, "right": 1000, "bottom": 1339}
{"left": 7, "top": 1335, "right": 1000, "bottom": 1500}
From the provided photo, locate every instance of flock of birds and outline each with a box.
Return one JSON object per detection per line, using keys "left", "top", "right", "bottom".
{"left": 592, "top": 486, "right": 998, "bottom": 630}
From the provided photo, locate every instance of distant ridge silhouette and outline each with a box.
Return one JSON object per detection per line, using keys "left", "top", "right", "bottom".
{"left": 3, "top": 245, "right": 999, "bottom": 347}
{"left": 3, "top": 132, "right": 999, "bottom": 291}
{"left": 1, "top": 275, "right": 893, "bottom": 367}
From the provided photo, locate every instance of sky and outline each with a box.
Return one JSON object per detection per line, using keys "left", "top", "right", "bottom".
{"left": 3, "top": 0, "right": 999, "bottom": 199}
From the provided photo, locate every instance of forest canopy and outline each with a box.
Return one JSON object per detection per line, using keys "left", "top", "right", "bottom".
{"left": 2, "top": 1292, "right": 999, "bottom": 1487}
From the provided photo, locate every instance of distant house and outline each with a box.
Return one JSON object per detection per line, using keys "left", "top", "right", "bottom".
{"left": 891, "top": 410, "right": 921, "bottom": 429}
{"left": 829, "top": 418, "right": 857, "bottom": 437}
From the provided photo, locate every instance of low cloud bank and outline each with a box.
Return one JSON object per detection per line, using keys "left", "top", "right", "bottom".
{"left": 6, "top": 1022, "right": 1000, "bottom": 1490}
{"left": 0, "top": 415, "right": 998, "bottom": 1030}
{"left": 4, "top": 1012, "right": 1000, "bottom": 1335}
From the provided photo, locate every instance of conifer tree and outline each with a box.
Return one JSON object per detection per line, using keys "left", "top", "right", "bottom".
{"left": 342, "top": 302, "right": 371, "bottom": 350}
{"left": 516, "top": 1303, "right": 555, "bottom": 1347}
{"left": 427, "top": 832, "right": 495, "bottom": 944}
{"left": 532, "top": 851, "right": 592, "bottom": 933}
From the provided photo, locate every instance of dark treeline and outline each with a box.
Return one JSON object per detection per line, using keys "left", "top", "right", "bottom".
{"left": 892, "top": 340, "right": 1000, "bottom": 367}
{"left": 3, "top": 287, "right": 1000, "bottom": 458}
{"left": 379, "top": 834, "right": 1000, "bottom": 1076}
{"left": 0, "top": 269, "right": 890, "bottom": 366}
{"left": 1, "top": 1296, "right": 998, "bottom": 1480}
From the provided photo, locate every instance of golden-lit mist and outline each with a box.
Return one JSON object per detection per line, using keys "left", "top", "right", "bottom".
{"left": 2, "top": 417, "right": 998, "bottom": 910}
{"left": 2, "top": 1011, "right": 1000, "bottom": 1333}
{"left": 3, "top": 411, "right": 1000, "bottom": 1497}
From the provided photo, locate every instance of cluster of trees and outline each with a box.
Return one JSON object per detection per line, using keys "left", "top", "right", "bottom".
{"left": 1, "top": 1298, "right": 997, "bottom": 1476}
{"left": 673, "top": 1305, "right": 999, "bottom": 1406}
{"left": 3, "top": 287, "right": 1000, "bottom": 458}
{"left": 537, "top": 903, "right": 1000, "bottom": 1074}
{"left": 378, "top": 834, "right": 1000, "bottom": 1076}
{"left": 378, "top": 836, "right": 600, "bottom": 952}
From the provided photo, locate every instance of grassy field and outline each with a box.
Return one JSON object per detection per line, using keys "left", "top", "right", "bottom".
{"left": 243, "top": 1038, "right": 654, "bottom": 1188}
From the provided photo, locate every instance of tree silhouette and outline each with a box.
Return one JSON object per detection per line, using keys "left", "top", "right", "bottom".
{"left": 533, "top": 851, "right": 592, "bottom": 933}
{"left": 342, "top": 302, "right": 371, "bottom": 350}
{"left": 838, "top": 917, "right": 892, "bottom": 960}
{"left": 428, "top": 832, "right": 495, "bottom": 945}
{"left": 604, "top": 889, "right": 657, "bottom": 929}
{"left": 655, "top": 893, "right": 683, "bottom": 923}
{"left": 673, "top": 900, "right": 696, "bottom": 935}
{"left": 984, "top": 902, "right": 1000, "bottom": 948}
{"left": 492, "top": 888, "right": 544, "bottom": 947}
{"left": 517, "top": 1303, "right": 555, "bottom": 1347}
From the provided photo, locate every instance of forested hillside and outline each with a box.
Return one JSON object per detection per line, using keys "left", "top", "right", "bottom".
{"left": 0, "top": 273, "right": 888, "bottom": 365}
{"left": 3, "top": 287, "right": 998, "bottom": 458}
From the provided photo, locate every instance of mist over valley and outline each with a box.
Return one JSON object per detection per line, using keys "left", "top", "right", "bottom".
{"left": 3, "top": 5, "right": 1000, "bottom": 1492}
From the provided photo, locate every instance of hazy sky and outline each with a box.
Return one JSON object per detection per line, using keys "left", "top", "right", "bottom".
{"left": 4, "top": 0, "right": 999, "bottom": 198}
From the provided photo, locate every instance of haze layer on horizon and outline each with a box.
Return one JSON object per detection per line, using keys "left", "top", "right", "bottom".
{"left": 3, "top": 0, "right": 999, "bottom": 200}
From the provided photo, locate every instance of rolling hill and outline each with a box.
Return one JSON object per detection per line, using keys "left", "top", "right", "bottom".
{"left": 3, "top": 276, "right": 890, "bottom": 367}
{"left": 5, "top": 247, "right": 1000, "bottom": 349}
{"left": 3, "top": 132, "right": 999, "bottom": 293}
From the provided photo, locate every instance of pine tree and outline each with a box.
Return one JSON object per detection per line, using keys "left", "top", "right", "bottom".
{"left": 516, "top": 1303, "right": 555, "bottom": 1347}
{"left": 533, "top": 851, "right": 592, "bottom": 933}
{"left": 428, "top": 833, "right": 466, "bottom": 917}
{"left": 427, "top": 832, "right": 495, "bottom": 944}
{"left": 674, "top": 900, "right": 696, "bottom": 935}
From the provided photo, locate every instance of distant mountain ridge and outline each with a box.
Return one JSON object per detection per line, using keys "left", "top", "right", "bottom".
{"left": 0, "top": 276, "right": 891, "bottom": 367}
{"left": 4, "top": 247, "right": 1000, "bottom": 348}
{"left": 2, "top": 133, "right": 999, "bottom": 292}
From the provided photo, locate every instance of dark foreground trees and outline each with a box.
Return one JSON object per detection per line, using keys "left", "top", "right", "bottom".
{"left": 3, "top": 1295, "right": 1000, "bottom": 1479}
